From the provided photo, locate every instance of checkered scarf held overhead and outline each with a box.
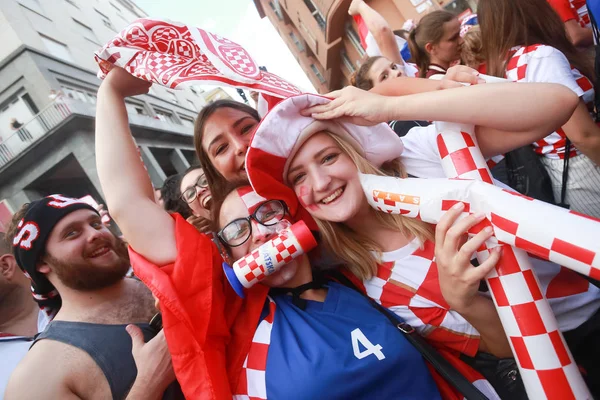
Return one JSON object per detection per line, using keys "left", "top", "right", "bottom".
{"left": 12, "top": 195, "right": 98, "bottom": 319}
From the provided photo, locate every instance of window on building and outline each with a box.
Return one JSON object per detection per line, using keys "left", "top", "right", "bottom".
{"left": 179, "top": 115, "right": 195, "bottom": 127}
{"left": 310, "top": 64, "right": 326, "bottom": 84}
{"left": 341, "top": 49, "right": 355, "bottom": 74}
{"left": 18, "top": 0, "right": 43, "bottom": 15}
{"left": 40, "top": 34, "right": 74, "bottom": 63}
{"left": 186, "top": 100, "right": 197, "bottom": 111}
{"left": 110, "top": 2, "right": 121, "bottom": 12}
{"left": 269, "top": 0, "right": 283, "bottom": 20}
{"left": 166, "top": 91, "right": 179, "bottom": 104}
{"left": 73, "top": 19, "right": 100, "bottom": 45}
{"left": 60, "top": 85, "right": 97, "bottom": 103}
{"left": 135, "top": 106, "right": 148, "bottom": 116}
{"left": 303, "top": 0, "right": 326, "bottom": 31}
{"left": 299, "top": 19, "right": 317, "bottom": 48}
{"left": 289, "top": 32, "right": 305, "bottom": 52}
{"left": 65, "top": 0, "right": 79, "bottom": 8}
{"left": 154, "top": 109, "right": 177, "bottom": 124}
{"left": 345, "top": 22, "right": 365, "bottom": 58}
{"left": 95, "top": 9, "right": 116, "bottom": 30}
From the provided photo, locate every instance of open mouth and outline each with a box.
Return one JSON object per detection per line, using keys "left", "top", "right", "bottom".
{"left": 201, "top": 195, "right": 213, "bottom": 209}
{"left": 88, "top": 246, "right": 111, "bottom": 258}
{"left": 320, "top": 187, "right": 345, "bottom": 205}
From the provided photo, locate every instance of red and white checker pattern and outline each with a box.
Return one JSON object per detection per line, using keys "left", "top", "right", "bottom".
{"left": 95, "top": 19, "right": 301, "bottom": 100}
{"left": 436, "top": 130, "right": 493, "bottom": 184}
{"left": 365, "top": 240, "right": 482, "bottom": 355}
{"left": 233, "top": 225, "right": 306, "bottom": 288}
{"left": 571, "top": 0, "right": 591, "bottom": 26}
{"left": 437, "top": 125, "right": 590, "bottom": 399}
{"left": 505, "top": 45, "right": 594, "bottom": 159}
{"left": 220, "top": 46, "right": 257, "bottom": 77}
{"left": 234, "top": 297, "right": 276, "bottom": 400}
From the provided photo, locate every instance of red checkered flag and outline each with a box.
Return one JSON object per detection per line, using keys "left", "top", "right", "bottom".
{"left": 95, "top": 18, "right": 302, "bottom": 103}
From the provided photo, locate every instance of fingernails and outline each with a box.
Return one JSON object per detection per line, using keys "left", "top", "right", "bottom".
{"left": 484, "top": 226, "right": 493, "bottom": 234}
{"left": 452, "top": 202, "right": 464, "bottom": 210}
{"left": 474, "top": 212, "right": 486, "bottom": 219}
{"left": 477, "top": 78, "right": 486, "bottom": 84}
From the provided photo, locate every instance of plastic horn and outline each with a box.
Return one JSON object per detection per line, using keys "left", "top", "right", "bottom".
{"left": 359, "top": 121, "right": 591, "bottom": 399}
{"left": 436, "top": 121, "right": 590, "bottom": 399}
{"left": 223, "top": 220, "right": 318, "bottom": 298}
{"left": 360, "top": 176, "right": 600, "bottom": 279}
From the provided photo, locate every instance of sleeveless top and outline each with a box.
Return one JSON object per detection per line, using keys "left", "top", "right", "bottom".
{"left": 233, "top": 282, "right": 442, "bottom": 399}
{"left": 34, "top": 321, "right": 183, "bottom": 399}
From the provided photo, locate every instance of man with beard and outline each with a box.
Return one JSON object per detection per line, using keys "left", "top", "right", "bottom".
{"left": 0, "top": 232, "right": 49, "bottom": 396}
{"left": 3, "top": 195, "right": 179, "bottom": 400}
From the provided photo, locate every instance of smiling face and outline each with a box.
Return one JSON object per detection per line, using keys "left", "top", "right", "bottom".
{"left": 201, "top": 107, "right": 259, "bottom": 183}
{"left": 218, "top": 189, "right": 300, "bottom": 288}
{"left": 180, "top": 168, "right": 212, "bottom": 219}
{"left": 286, "top": 132, "right": 369, "bottom": 223}
{"left": 367, "top": 58, "right": 405, "bottom": 88}
{"left": 41, "top": 209, "right": 129, "bottom": 291}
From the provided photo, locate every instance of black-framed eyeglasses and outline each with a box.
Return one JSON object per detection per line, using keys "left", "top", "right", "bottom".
{"left": 218, "top": 200, "right": 288, "bottom": 247}
{"left": 180, "top": 174, "right": 209, "bottom": 204}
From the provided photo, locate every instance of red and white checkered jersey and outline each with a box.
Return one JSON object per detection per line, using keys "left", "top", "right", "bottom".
{"left": 506, "top": 44, "right": 594, "bottom": 159}
{"left": 365, "top": 239, "right": 481, "bottom": 356}
{"left": 364, "top": 238, "right": 600, "bottom": 356}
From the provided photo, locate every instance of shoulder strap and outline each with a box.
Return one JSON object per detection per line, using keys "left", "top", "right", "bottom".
{"left": 326, "top": 270, "right": 489, "bottom": 400}
{"left": 558, "top": 138, "right": 571, "bottom": 209}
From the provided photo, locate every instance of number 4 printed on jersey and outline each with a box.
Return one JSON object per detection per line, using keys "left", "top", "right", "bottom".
{"left": 351, "top": 328, "right": 385, "bottom": 361}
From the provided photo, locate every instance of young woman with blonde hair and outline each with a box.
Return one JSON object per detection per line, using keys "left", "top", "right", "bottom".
{"left": 246, "top": 86, "right": 600, "bottom": 397}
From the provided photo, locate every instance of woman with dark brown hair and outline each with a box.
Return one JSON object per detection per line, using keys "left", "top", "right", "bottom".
{"left": 408, "top": 11, "right": 462, "bottom": 78}
{"left": 193, "top": 99, "right": 260, "bottom": 199}
{"left": 478, "top": 0, "right": 600, "bottom": 219}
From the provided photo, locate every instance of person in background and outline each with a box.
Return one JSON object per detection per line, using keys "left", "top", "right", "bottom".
{"left": 193, "top": 99, "right": 260, "bottom": 197}
{"left": 461, "top": 26, "right": 486, "bottom": 71}
{"left": 408, "top": 11, "right": 463, "bottom": 78}
{"left": 0, "top": 232, "right": 48, "bottom": 397}
{"left": 3, "top": 196, "right": 180, "bottom": 400}
{"left": 9, "top": 118, "right": 32, "bottom": 142}
{"left": 348, "top": 0, "right": 417, "bottom": 76}
{"left": 548, "top": 0, "right": 594, "bottom": 47}
{"left": 179, "top": 165, "right": 213, "bottom": 234}
{"left": 479, "top": 0, "right": 600, "bottom": 218}
{"left": 160, "top": 173, "right": 189, "bottom": 217}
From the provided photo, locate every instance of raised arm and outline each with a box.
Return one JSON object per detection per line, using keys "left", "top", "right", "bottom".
{"left": 348, "top": 0, "right": 402, "bottom": 63}
{"left": 95, "top": 68, "right": 177, "bottom": 265}
{"left": 305, "top": 82, "right": 579, "bottom": 158}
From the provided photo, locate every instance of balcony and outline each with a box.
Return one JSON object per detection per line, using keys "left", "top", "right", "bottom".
{"left": 0, "top": 97, "right": 193, "bottom": 170}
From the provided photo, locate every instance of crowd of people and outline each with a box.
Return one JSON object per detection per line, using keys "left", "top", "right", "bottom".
{"left": 2, "top": 0, "right": 600, "bottom": 399}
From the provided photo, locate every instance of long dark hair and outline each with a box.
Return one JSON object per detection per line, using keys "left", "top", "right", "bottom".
{"left": 193, "top": 99, "right": 260, "bottom": 198}
{"left": 478, "top": 0, "right": 594, "bottom": 81}
{"left": 408, "top": 11, "right": 455, "bottom": 78}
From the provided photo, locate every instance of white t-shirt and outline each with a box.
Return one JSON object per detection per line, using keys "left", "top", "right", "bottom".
{"left": 0, "top": 311, "right": 49, "bottom": 398}
{"left": 396, "top": 125, "right": 600, "bottom": 331}
{"left": 505, "top": 45, "right": 594, "bottom": 158}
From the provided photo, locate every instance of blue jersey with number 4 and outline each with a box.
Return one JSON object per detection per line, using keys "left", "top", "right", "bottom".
{"left": 262, "top": 282, "right": 442, "bottom": 399}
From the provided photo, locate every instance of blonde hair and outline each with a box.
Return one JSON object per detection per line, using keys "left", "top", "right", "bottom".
{"left": 314, "top": 133, "right": 434, "bottom": 281}
{"left": 461, "top": 26, "right": 485, "bottom": 69}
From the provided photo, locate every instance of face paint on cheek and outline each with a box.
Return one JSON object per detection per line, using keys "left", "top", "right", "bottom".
{"left": 297, "top": 185, "right": 319, "bottom": 212}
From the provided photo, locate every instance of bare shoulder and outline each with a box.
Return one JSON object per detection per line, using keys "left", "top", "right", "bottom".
{"left": 4, "top": 339, "right": 111, "bottom": 400}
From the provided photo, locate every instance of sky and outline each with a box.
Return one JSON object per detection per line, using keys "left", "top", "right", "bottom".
{"left": 134, "top": 0, "right": 316, "bottom": 99}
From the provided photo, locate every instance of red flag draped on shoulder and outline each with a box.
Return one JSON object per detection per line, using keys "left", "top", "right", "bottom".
{"left": 94, "top": 18, "right": 302, "bottom": 114}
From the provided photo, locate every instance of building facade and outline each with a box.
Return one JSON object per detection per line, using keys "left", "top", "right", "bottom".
{"left": 0, "top": 0, "right": 215, "bottom": 230}
{"left": 252, "top": 0, "right": 477, "bottom": 93}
